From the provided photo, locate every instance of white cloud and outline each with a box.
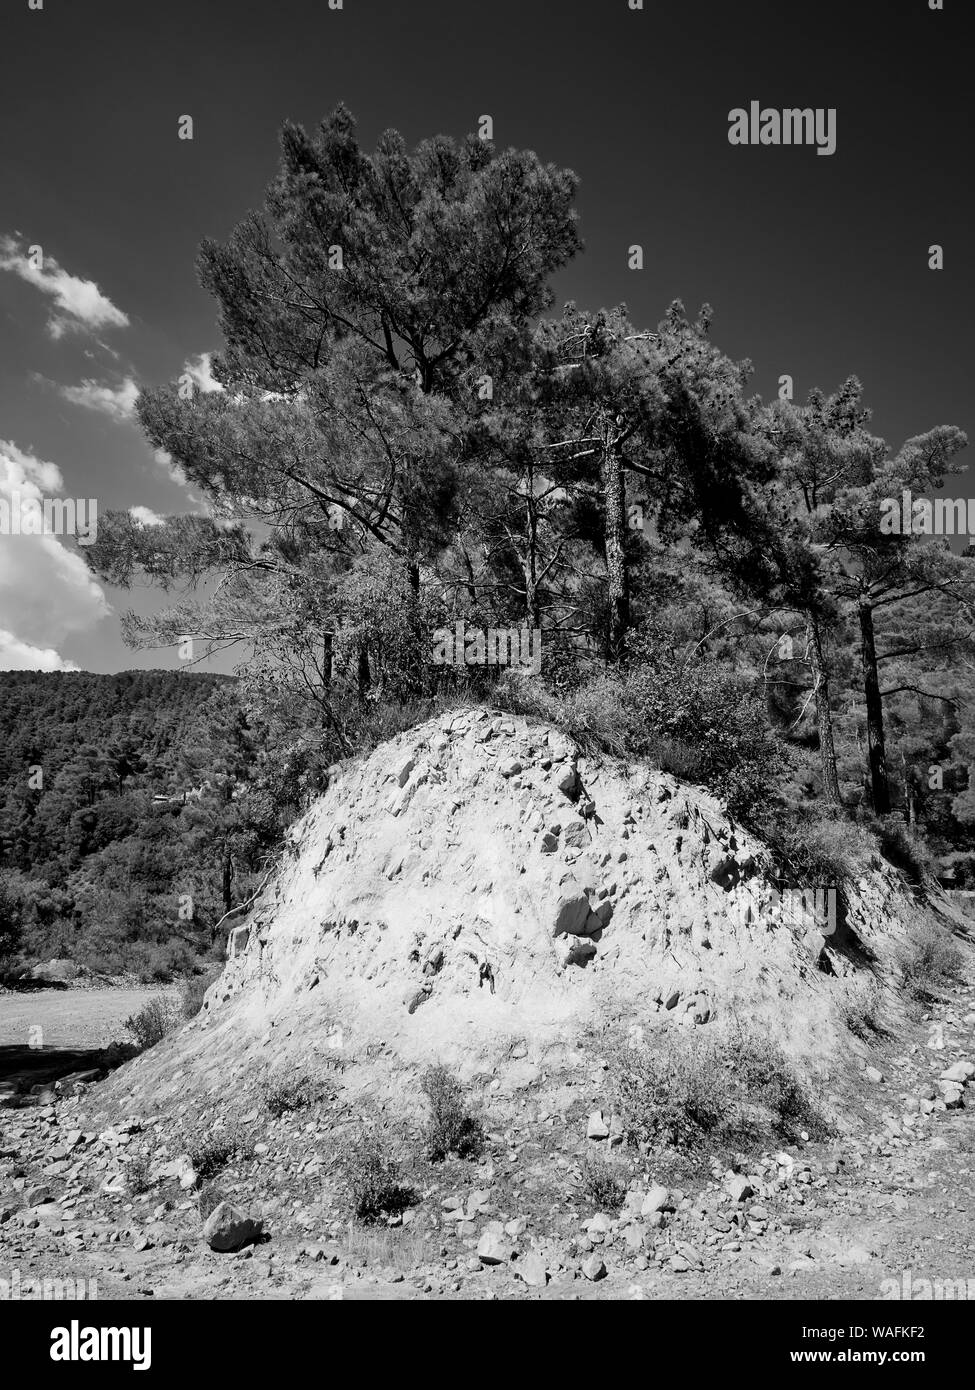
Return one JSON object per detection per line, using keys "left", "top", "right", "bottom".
{"left": 61, "top": 375, "right": 140, "bottom": 422}
{"left": 0, "top": 234, "right": 130, "bottom": 337}
{"left": 152, "top": 448, "right": 188, "bottom": 487}
{"left": 129, "top": 505, "right": 165, "bottom": 528}
{"left": 0, "top": 629, "right": 80, "bottom": 672}
{"left": 182, "top": 351, "right": 223, "bottom": 394}
{"left": 0, "top": 437, "right": 63, "bottom": 494}
{"left": 0, "top": 439, "right": 109, "bottom": 655}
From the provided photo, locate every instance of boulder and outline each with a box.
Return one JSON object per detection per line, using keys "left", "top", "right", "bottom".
{"left": 586, "top": 1111, "right": 610, "bottom": 1140}
{"left": 515, "top": 1252, "right": 548, "bottom": 1287}
{"left": 476, "top": 1227, "right": 513, "bottom": 1265}
{"left": 641, "top": 1185, "right": 670, "bottom": 1216}
{"left": 202, "top": 1202, "right": 263, "bottom": 1253}
{"left": 27, "top": 958, "right": 86, "bottom": 984}
{"left": 549, "top": 877, "right": 593, "bottom": 938}
{"left": 938, "top": 1080, "right": 965, "bottom": 1109}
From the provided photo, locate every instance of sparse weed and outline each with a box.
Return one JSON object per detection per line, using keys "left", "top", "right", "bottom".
{"left": 264, "top": 1071, "right": 332, "bottom": 1118}
{"left": 126, "top": 1154, "right": 153, "bottom": 1195}
{"left": 342, "top": 1131, "right": 415, "bottom": 1224}
{"left": 189, "top": 1129, "right": 248, "bottom": 1182}
{"left": 843, "top": 978, "right": 887, "bottom": 1039}
{"left": 579, "top": 1154, "right": 627, "bottom": 1210}
{"left": 420, "top": 1064, "right": 484, "bottom": 1161}
{"left": 198, "top": 1183, "right": 229, "bottom": 1222}
{"left": 899, "top": 920, "right": 964, "bottom": 1001}
{"left": 341, "top": 1224, "right": 440, "bottom": 1273}
{"left": 124, "top": 996, "right": 180, "bottom": 1051}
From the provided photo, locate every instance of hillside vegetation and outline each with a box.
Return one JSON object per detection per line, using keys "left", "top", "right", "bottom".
{"left": 0, "top": 671, "right": 283, "bottom": 980}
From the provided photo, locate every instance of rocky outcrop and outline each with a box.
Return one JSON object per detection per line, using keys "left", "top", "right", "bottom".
{"left": 187, "top": 707, "right": 918, "bottom": 1078}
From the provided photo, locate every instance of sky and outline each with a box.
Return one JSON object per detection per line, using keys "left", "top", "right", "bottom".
{"left": 0, "top": 0, "right": 971, "bottom": 675}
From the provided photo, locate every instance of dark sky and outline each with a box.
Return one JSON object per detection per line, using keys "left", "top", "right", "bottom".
{"left": 0, "top": 0, "right": 971, "bottom": 673}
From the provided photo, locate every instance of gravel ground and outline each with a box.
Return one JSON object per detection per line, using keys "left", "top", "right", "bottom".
{"left": 0, "top": 988, "right": 177, "bottom": 1055}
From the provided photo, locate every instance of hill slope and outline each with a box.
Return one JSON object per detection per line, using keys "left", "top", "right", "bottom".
{"left": 102, "top": 706, "right": 943, "bottom": 1121}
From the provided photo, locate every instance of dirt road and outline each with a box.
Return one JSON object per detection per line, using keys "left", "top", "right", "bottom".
{"left": 0, "top": 988, "right": 176, "bottom": 1055}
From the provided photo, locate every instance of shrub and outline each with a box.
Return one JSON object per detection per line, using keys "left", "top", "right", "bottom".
{"left": 128, "top": 940, "right": 200, "bottom": 985}
{"left": 342, "top": 1132, "right": 415, "bottom": 1224}
{"left": 842, "top": 978, "right": 887, "bottom": 1040}
{"left": 622, "top": 647, "right": 786, "bottom": 820}
{"left": 760, "top": 807, "right": 872, "bottom": 889}
{"left": 124, "top": 996, "right": 180, "bottom": 1051}
{"left": 873, "top": 816, "right": 933, "bottom": 884}
{"left": 419, "top": 1065, "right": 484, "bottom": 1161}
{"left": 733, "top": 1035, "right": 829, "bottom": 1140}
{"left": 0, "top": 877, "right": 23, "bottom": 970}
{"left": 899, "top": 921, "right": 964, "bottom": 1001}
{"left": 499, "top": 643, "right": 785, "bottom": 821}
{"left": 608, "top": 1027, "right": 828, "bottom": 1156}
{"left": 938, "top": 852, "right": 975, "bottom": 891}
{"left": 264, "top": 1071, "right": 331, "bottom": 1118}
{"left": 189, "top": 1129, "right": 248, "bottom": 1182}
{"left": 609, "top": 1033, "right": 725, "bottom": 1153}
{"left": 126, "top": 1155, "right": 153, "bottom": 1195}
{"left": 555, "top": 676, "right": 629, "bottom": 758}
{"left": 580, "top": 1154, "right": 626, "bottom": 1210}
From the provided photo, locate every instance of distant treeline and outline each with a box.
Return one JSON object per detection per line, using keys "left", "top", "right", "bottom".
{"left": 0, "top": 670, "right": 284, "bottom": 980}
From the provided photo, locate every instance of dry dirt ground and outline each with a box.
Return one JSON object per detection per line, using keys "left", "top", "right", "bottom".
{"left": 1, "top": 975, "right": 974, "bottom": 1302}
{"left": 0, "top": 988, "right": 177, "bottom": 1053}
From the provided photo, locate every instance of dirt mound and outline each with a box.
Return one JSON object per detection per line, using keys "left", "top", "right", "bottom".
{"left": 91, "top": 708, "right": 937, "bottom": 1123}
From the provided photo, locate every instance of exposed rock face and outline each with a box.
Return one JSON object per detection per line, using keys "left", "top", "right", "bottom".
{"left": 183, "top": 707, "right": 915, "bottom": 1080}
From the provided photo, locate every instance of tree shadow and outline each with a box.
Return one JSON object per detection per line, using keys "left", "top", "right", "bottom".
{"left": 0, "top": 1041, "right": 135, "bottom": 1106}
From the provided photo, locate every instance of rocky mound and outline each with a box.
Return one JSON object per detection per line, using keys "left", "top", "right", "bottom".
{"left": 100, "top": 705, "right": 923, "bottom": 1105}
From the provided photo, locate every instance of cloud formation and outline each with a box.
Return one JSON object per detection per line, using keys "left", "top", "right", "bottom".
{"left": 182, "top": 351, "right": 223, "bottom": 394}
{"left": 61, "top": 375, "right": 140, "bottom": 422}
{"left": 0, "top": 439, "right": 109, "bottom": 669}
{"left": 0, "top": 628, "right": 80, "bottom": 672}
{"left": 129, "top": 505, "right": 165, "bottom": 528}
{"left": 0, "top": 234, "right": 130, "bottom": 337}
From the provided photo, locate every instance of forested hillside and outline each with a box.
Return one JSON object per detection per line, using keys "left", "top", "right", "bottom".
{"left": 0, "top": 671, "right": 286, "bottom": 979}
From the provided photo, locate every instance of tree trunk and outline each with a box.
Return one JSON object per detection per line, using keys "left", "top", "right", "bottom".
{"left": 601, "top": 440, "right": 629, "bottom": 661}
{"left": 221, "top": 848, "right": 233, "bottom": 915}
{"left": 858, "top": 598, "right": 891, "bottom": 815}
{"left": 524, "top": 494, "right": 541, "bottom": 630}
{"left": 357, "top": 644, "right": 371, "bottom": 698}
{"left": 807, "top": 615, "right": 842, "bottom": 806}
